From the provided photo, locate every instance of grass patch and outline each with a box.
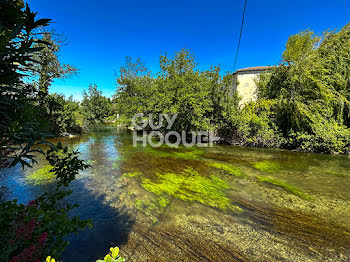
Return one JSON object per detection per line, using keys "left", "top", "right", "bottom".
{"left": 257, "top": 176, "right": 313, "bottom": 200}
{"left": 208, "top": 162, "right": 246, "bottom": 178}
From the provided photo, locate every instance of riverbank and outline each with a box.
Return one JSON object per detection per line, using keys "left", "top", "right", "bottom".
{"left": 117, "top": 124, "right": 350, "bottom": 155}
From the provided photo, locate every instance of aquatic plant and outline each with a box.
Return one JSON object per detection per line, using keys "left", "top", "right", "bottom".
{"left": 256, "top": 176, "right": 313, "bottom": 200}
{"left": 139, "top": 168, "right": 241, "bottom": 212}
{"left": 326, "top": 171, "right": 346, "bottom": 177}
{"left": 123, "top": 172, "right": 142, "bottom": 177}
{"left": 143, "top": 146, "right": 204, "bottom": 160}
{"left": 253, "top": 160, "right": 281, "bottom": 173}
{"left": 26, "top": 165, "right": 56, "bottom": 185}
{"left": 208, "top": 162, "right": 246, "bottom": 178}
{"left": 134, "top": 196, "right": 170, "bottom": 223}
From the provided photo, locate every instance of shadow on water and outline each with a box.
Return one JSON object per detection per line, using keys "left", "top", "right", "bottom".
{"left": 0, "top": 166, "right": 135, "bottom": 262}
{"left": 62, "top": 189, "right": 134, "bottom": 262}
{"left": 59, "top": 126, "right": 135, "bottom": 261}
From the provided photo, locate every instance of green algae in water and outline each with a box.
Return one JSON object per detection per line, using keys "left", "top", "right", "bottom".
{"left": 135, "top": 196, "right": 170, "bottom": 213}
{"left": 123, "top": 172, "right": 142, "bottom": 177}
{"left": 257, "top": 176, "right": 313, "bottom": 200}
{"left": 140, "top": 168, "right": 241, "bottom": 212}
{"left": 135, "top": 196, "right": 170, "bottom": 224}
{"left": 26, "top": 165, "right": 55, "bottom": 185}
{"left": 253, "top": 160, "right": 281, "bottom": 173}
{"left": 208, "top": 162, "right": 246, "bottom": 178}
{"left": 143, "top": 146, "right": 204, "bottom": 160}
{"left": 326, "top": 171, "right": 346, "bottom": 177}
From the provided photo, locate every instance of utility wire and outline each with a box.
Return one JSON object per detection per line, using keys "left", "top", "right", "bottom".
{"left": 233, "top": 0, "right": 248, "bottom": 72}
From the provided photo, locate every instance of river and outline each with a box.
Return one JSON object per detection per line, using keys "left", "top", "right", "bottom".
{"left": 1, "top": 126, "right": 350, "bottom": 261}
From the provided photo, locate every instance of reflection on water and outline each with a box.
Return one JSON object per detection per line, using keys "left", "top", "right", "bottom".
{"left": 1, "top": 126, "right": 350, "bottom": 261}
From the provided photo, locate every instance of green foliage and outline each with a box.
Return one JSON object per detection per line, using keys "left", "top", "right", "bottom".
{"left": 32, "top": 30, "right": 78, "bottom": 103}
{"left": 0, "top": 3, "right": 91, "bottom": 262}
{"left": 81, "top": 84, "right": 113, "bottom": 125}
{"left": 236, "top": 100, "right": 284, "bottom": 147}
{"left": 282, "top": 30, "right": 320, "bottom": 64}
{"left": 0, "top": 0, "right": 52, "bottom": 167}
{"left": 96, "top": 246, "right": 125, "bottom": 262}
{"left": 114, "top": 49, "right": 239, "bottom": 132}
{"left": 246, "top": 23, "right": 350, "bottom": 153}
{"left": 0, "top": 143, "right": 92, "bottom": 261}
{"left": 46, "top": 93, "right": 83, "bottom": 135}
{"left": 46, "top": 256, "right": 58, "bottom": 262}
{"left": 0, "top": 1, "right": 82, "bottom": 169}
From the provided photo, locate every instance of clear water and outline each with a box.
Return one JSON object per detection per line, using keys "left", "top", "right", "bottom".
{"left": 1, "top": 126, "right": 350, "bottom": 261}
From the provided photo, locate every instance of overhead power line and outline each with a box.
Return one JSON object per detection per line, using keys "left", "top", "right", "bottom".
{"left": 233, "top": 0, "right": 248, "bottom": 72}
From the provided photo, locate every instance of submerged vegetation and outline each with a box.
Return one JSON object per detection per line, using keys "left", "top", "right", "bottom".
{"left": 252, "top": 161, "right": 281, "bottom": 173}
{"left": 121, "top": 144, "right": 314, "bottom": 202}
{"left": 208, "top": 162, "right": 246, "bottom": 178}
{"left": 26, "top": 165, "right": 55, "bottom": 185}
{"left": 123, "top": 168, "right": 241, "bottom": 212}
{"left": 256, "top": 176, "right": 313, "bottom": 200}
{"left": 143, "top": 146, "right": 205, "bottom": 160}
{"left": 207, "top": 159, "right": 310, "bottom": 199}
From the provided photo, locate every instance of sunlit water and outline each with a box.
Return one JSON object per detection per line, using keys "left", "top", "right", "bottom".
{"left": 1, "top": 126, "right": 350, "bottom": 261}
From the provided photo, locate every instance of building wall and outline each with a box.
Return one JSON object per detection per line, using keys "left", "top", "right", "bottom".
{"left": 232, "top": 70, "right": 265, "bottom": 106}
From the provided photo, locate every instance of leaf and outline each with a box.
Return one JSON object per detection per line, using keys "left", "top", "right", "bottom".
{"left": 110, "top": 247, "right": 119, "bottom": 258}
{"left": 33, "top": 18, "right": 51, "bottom": 28}
{"left": 104, "top": 254, "right": 112, "bottom": 262}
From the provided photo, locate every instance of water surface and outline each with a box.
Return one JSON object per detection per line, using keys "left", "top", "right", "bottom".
{"left": 1, "top": 126, "right": 350, "bottom": 261}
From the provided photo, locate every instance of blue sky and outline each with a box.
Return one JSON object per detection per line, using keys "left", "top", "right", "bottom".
{"left": 28, "top": 0, "right": 350, "bottom": 101}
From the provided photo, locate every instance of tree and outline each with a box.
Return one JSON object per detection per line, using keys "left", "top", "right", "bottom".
{"left": 282, "top": 30, "right": 319, "bottom": 64}
{"left": 0, "top": 0, "right": 51, "bottom": 167}
{"left": 114, "top": 49, "right": 239, "bottom": 134}
{"left": 114, "top": 57, "right": 155, "bottom": 126}
{"left": 81, "top": 84, "right": 112, "bottom": 124}
{"left": 255, "top": 23, "right": 350, "bottom": 153}
{"left": 47, "top": 93, "right": 82, "bottom": 135}
{"left": 32, "top": 30, "right": 77, "bottom": 103}
{"left": 0, "top": 2, "right": 91, "bottom": 261}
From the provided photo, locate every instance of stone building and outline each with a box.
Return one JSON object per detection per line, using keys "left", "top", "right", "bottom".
{"left": 232, "top": 66, "right": 269, "bottom": 106}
